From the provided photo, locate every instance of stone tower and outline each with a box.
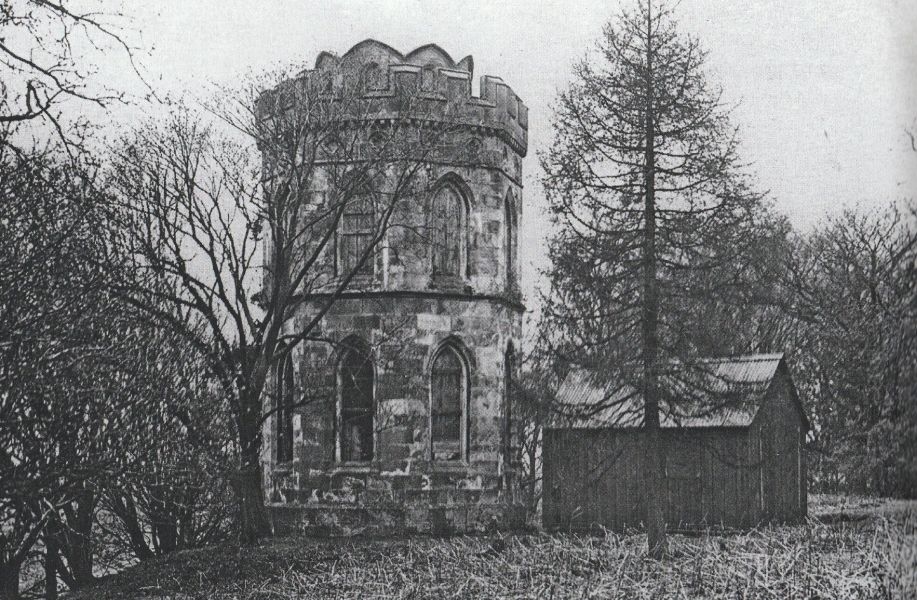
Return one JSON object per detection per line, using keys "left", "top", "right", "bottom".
{"left": 262, "top": 40, "right": 527, "bottom": 534}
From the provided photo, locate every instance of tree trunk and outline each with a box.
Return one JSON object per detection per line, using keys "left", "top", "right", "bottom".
{"left": 235, "top": 392, "right": 272, "bottom": 544}
{"left": 111, "top": 492, "right": 155, "bottom": 561}
{"left": 233, "top": 464, "right": 271, "bottom": 544}
{"left": 45, "top": 531, "right": 59, "bottom": 600}
{"left": 0, "top": 560, "right": 21, "bottom": 600}
{"left": 60, "top": 490, "right": 96, "bottom": 588}
{"left": 149, "top": 486, "right": 178, "bottom": 554}
{"left": 642, "top": 0, "right": 667, "bottom": 559}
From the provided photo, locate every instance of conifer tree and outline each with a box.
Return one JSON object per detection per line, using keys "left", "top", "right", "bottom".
{"left": 541, "top": 0, "right": 772, "bottom": 556}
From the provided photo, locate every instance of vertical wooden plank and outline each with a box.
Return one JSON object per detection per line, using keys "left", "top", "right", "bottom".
{"left": 783, "top": 420, "right": 792, "bottom": 521}
{"left": 623, "top": 434, "right": 630, "bottom": 528}
{"left": 573, "top": 431, "right": 586, "bottom": 529}
{"left": 594, "top": 431, "right": 606, "bottom": 528}
{"left": 731, "top": 434, "right": 742, "bottom": 528}
{"left": 632, "top": 434, "right": 641, "bottom": 528}
{"left": 736, "top": 431, "right": 745, "bottom": 527}
{"left": 737, "top": 433, "right": 746, "bottom": 527}
{"left": 723, "top": 438, "right": 731, "bottom": 527}
{"left": 582, "top": 432, "right": 595, "bottom": 528}
{"left": 759, "top": 427, "right": 768, "bottom": 523}
{"left": 607, "top": 433, "right": 618, "bottom": 531}
{"left": 568, "top": 431, "right": 578, "bottom": 528}
{"left": 615, "top": 433, "right": 625, "bottom": 530}
{"left": 560, "top": 430, "right": 571, "bottom": 528}
{"left": 598, "top": 431, "right": 610, "bottom": 529}
{"left": 627, "top": 433, "right": 639, "bottom": 529}
{"left": 556, "top": 431, "right": 569, "bottom": 528}
{"left": 542, "top": 430, "right": 553, "bottom": 528}
{"left": 669, "top": 433, "right": 679, "bottom": 528}
{"left": 710, "top": 437, "right": 721, "bottom": 527}
{"left": 592, "top": 431, "right": 603, "bottom": 529}
{"left": 739, "top": 432, "right": 751, "bottom": 527}
{"left": 689, "top": 434, "right": 702, "bottom": 527}
{"left": 703, "top": 435, "right": 712, "bottom": 527}
{"left": 562, "top": 431, "right": 573, "bottom": 528}
{"left": 731, "top": 434, "right": 740, "bottom": 527}
{"left": 722, "top": 434, "right": 729, "bottom": 526}
{"left": 799, "top": 423, "right": 809, "bottom": 518}
{"left": 581, "top": 432, "right": 593, "bottom": 528}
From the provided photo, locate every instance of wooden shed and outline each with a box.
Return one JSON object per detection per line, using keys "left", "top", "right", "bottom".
{"left": 543, "top": 354, "right": 809, "bottom": 531}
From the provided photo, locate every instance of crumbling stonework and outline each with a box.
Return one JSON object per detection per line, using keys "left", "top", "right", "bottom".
{"left": 260, "top": 40, "right": 527, "bottom": 535}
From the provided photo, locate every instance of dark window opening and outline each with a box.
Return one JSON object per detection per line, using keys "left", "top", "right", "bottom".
{"left": 340, "top": 344, "right": 374, "bottom": 462}
{"left": 276, "top": 355, "right": 294, "bottom": 463}
{"left": 505, "top": 192, "right": 517, "bottom": 290}
{"left": 431, "top": 345, "right": 465, "bottom": 460}
{"left": 431, "top": 186, "right": 463, "bottom": 278}
{"left": 503, "top": 344, "right": 515, "bottom": 468}
{"left": 340, "top": 186, "right": 375, "bottom": 277}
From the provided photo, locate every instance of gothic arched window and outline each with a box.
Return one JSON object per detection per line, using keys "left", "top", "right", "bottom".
{"left": 430, "top": 344, "right": 466, "bottom": 461}
{"left": 504, "top": 191, "right": 518, "bottom": 290}
{"left": 276, "top": 355, "right": 294, "bottom": 463}
{"left": 338, "top": 342, "right": 374, "bottom": 462}
{"left": 431, "top": 185, "right": 464, "bottom": 278}
{"left": 503, "top": 343, "right": 516, "bottom": 478}
{"left": 338, "top": 177, "right": 375, "bottom": 277}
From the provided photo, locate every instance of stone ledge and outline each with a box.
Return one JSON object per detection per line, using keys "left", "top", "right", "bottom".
{"left": 269, "top": 501, "right": 526, "bottom": 537}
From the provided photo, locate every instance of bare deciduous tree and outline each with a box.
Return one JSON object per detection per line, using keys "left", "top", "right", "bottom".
{"left": 0, "top": 0, "right": 148, "bottom": 150}
{"left": 0, "top": 143, "right": 178, "bottom": 599}
{"left": 105, "top": 64, "right": 447, "bottom": 542}
{"left": 782, "top": 201, "right": 917, "bottom": 496}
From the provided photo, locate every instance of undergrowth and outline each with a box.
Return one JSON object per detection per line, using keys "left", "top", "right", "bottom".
{"left": 77, "top": 498, "right": 916, "bottom": 599}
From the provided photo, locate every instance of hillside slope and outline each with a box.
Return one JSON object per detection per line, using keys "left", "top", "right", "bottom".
{"left": 75, "top": 496, "right": 916, "bottom": 599}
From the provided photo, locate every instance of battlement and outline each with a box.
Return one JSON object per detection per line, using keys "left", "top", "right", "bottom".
{"left": 258, "top": 39, "right": 528, "bottom": 157}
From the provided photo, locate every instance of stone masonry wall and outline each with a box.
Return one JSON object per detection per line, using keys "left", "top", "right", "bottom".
{"left": 267, "top": 296, "right": 523, "bottom": 534}
{"left": 261, "top": 40, "right": 527, "bottom": 535}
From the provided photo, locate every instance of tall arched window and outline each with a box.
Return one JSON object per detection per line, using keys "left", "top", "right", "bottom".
{"left": 430, "top": 344, "right": 466, "bottom": 461}
{"left": 431, "top": 185, "right": 464, "bottom": 278}
{"left": 276, "top": 355, "right": 294, "bottom": 463}
{"left": 504, "top": 191, "right": 517, "bottom": 290}
{"left": 338, "top": 342, "right": 374, "bottom": 462}
{"left": 339, "top": 178, "right": 375, "bottom": 277}
{"left": 503, "top": 343, "right": 516, "bottom": 482}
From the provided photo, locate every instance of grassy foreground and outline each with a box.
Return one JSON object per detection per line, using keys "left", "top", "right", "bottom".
{"left": 76, "top": 495, "right": 916, "bottom": 599}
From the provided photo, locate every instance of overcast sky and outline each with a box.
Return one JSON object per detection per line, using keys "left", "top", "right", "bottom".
{"left": 96, "top": 0, "right": 916, "bottom": 305}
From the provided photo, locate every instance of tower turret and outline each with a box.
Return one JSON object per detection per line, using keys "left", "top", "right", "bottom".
{"left": 263, "top": 40, "right": 526, "bottom": 535}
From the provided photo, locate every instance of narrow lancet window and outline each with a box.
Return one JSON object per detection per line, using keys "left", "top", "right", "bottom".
{"left": 276, "top": 355, "right": 294, "bottom": 463}
{"left": 431, "top": 186, "right": 463, "bottom": 278}
{"left": 339, "top": 343, "right": 374, "bottom": 462}
{"left": 431, "top": 345, "right": 465, "bottom": 460}
{"left": 339, "top": 183, "right": 375, "bottom": 277}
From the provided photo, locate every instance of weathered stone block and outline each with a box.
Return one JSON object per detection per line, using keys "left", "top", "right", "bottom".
{"left": 263, "top": 40, "right": 526, "bottom": 537}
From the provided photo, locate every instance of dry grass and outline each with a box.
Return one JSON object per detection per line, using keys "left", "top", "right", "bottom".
{"left": 77, "top": 495, "right": 916, "bottom": 599}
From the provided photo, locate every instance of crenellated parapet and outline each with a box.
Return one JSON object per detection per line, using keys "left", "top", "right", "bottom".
{"left": 258, "top": 39, "right": 528, "bottom": 157}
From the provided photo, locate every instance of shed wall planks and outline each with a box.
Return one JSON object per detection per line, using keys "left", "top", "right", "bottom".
{"left": 543, "top": 412, "right": 805, "bottom": 531}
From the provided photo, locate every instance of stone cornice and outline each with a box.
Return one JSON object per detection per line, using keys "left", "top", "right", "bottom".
{"left": 297, "top": 289, "right": 526, "bottom": 313}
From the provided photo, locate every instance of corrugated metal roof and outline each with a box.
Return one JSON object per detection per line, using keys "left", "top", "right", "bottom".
{"left": 551, "top": 354, "right": 785, "bottom": 429}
